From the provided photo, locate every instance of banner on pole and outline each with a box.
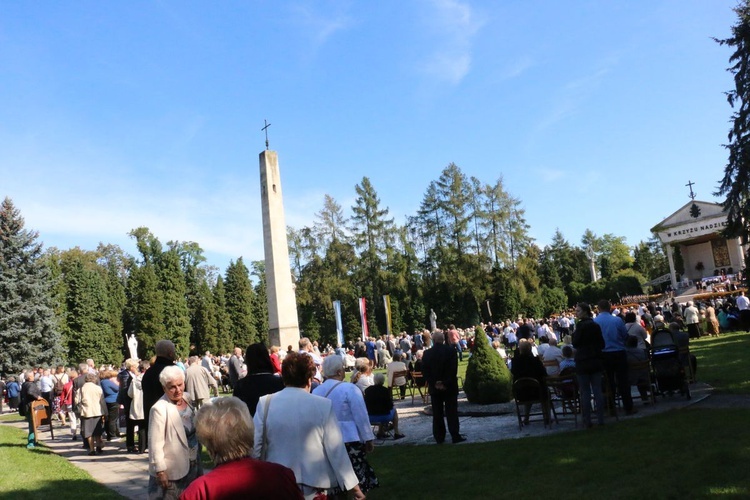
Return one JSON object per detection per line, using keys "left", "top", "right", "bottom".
{"left": 383, "top": 295, "right": 392, "bottom": 336}
{"left": 358, "top": 297, "right": 369, "bottom": 341}
{"left": 333, "top": 300, "right": 344, "bottom": 347}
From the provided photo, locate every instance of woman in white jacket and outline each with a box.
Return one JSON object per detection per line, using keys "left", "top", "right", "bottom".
{"left": 254, "top": 352, "right": 364, "bottom": 500}
{"left": 147, "top": 366, "right": 200, "bottom": 499}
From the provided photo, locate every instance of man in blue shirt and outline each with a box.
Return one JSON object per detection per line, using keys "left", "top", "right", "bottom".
{"left": 595, "top": 300, "right": 636, "bottom": 416}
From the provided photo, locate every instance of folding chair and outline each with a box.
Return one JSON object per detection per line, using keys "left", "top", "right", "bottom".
{"left": 513, "top": 378, "right": 551, "bottom": 430}
{"left": 410, "top": 371, "right": 429, "bottom": 405}
{"left": 390, "top": 370, "right": 412, "bottom": 401}
{"left": 628, "top": 359, "right": 656, "bottom": 405}
{"left": 543, "top": 359, "right": 560, "bottom": 376}
{"left": 369, "top": 413, "right": 394, "bottom": 440}
{"left": 679, "top": 346, "right": 696, "bottom": 383}
{"left": 546, "top": 373, "right": 580, "bottom": 428}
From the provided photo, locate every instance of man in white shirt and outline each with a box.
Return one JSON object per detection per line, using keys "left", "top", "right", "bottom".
{"left": 558, "top": 315, "right": 570, "bottom": 337}
{"left": 736, "top": 291, "right": 750, "bottom": 311}
{"left": 386, "top": 353, "right": 408, "bottom": 400}
{"left": 541, "top": 338, "right": 563, "bottom": 376}
{"left": 736, "top": 291, "right": 750, "bottom": 331}
{"left": 201, "top": 351, "right": 214, "bottom": 372}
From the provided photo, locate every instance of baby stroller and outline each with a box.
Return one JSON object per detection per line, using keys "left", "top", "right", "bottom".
{"left": 650, "top": 328, "right": 690, "bottom": 400}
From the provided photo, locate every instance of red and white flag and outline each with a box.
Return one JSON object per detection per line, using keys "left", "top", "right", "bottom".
{"left": 358, "top": 297, "right": 369, "bottom": 341}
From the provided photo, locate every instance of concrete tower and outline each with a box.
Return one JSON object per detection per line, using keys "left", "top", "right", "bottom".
{"left": 259, "top": 149, "right": 300, "bottom": 349}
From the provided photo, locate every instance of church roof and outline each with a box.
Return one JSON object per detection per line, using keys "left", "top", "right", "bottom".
{"left": 650, "top": 200, "right": 726, "bottom": 233}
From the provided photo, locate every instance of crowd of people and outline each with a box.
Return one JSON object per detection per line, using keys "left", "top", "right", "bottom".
{"left": 2, "top": 288, "right": 748, "bottom": 498}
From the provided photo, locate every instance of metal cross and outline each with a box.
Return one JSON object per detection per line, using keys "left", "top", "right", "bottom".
{"left": 686, "top": 180, "right": 696, "bottom": 201}
{"left": 261, "top": 119, "right": 272, "bottom": 150}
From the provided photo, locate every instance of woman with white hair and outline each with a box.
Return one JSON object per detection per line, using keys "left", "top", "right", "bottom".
{"left": 350, "top": 357, "right": 374, "bottom": 393}
{"left": 313, "top": 355, "right": 378, "bottom": 495}
{"left": 180, "top": 397, "right": 301, "bottom": 499}
{"left": 148, "top": 365, "right": 200, "bottom": 499}
{"left": 364, "top": 373, "right": 405, "bottom": 440}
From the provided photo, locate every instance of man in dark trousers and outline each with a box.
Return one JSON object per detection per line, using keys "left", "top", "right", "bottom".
{"left": 422, "top": 331, "right": 466, "bottom": 444}
{"left": 228, "top": 347, "right": 244, "bottom": 390}
{"left": 141, "top": 339, "right": 176, "bottom": 446}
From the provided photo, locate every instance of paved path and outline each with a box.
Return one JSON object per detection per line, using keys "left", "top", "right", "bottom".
{"left": 0, "top": 382, "right": 717, "bottom": 499}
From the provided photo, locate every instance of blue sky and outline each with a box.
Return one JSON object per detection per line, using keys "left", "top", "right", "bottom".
{"left": 0, "top": 1, "right": 739, "bottom": 272}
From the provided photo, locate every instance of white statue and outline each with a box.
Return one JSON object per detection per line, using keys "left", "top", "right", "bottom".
{"left": 127, "top": 334, "right": 139, "bottom": 360}
{"left": 429, "top": 309, "right": 437, "bottom": 332}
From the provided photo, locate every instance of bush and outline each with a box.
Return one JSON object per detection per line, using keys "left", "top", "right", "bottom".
{"left": 463, "top": 326, "right": 512, "bottom": 404}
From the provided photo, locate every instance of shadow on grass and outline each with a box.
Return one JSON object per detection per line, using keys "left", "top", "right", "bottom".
{"left": 0, "top": 443, "right": 32, "bottom": 449}
{"left": 367, "top": 408, "right": 750, "bottom": 499}
{"left": 0, "top": 479, "right": 126, "bottom": 500}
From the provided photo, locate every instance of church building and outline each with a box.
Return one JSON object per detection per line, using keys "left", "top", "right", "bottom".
{"left": 651, "top": 199, "right": 747, "bottom": 289}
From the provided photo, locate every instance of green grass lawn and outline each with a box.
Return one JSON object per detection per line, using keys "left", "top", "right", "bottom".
{"left": 0, "top": 424, "right": 124, "bottom": 499}
{"left": 367, "top": 407, "right": 750, "bottom": 499}
{"left": 366, "top": 330, "right": 750, "bottom": 499}
{"left": 690, "top": 330, "right": 750, "bottom": 393}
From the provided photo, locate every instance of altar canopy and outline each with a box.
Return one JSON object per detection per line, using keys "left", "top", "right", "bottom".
{"left": 651, "top": 200, "right": 747, "bottom": 289}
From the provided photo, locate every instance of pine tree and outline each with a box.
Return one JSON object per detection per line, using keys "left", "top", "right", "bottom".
{"left": 350, "top": 177, "right": 395, "bottom": 336}
{"left": 435, "top": 163, "right": 472, "bottom": 256}
{"left": 314, "top": 195, "right": 348, "bottom": 248}
{"left": 463, "top": 325, "right": 512, "bottom": 404}
{"left": 0, "top": 197, "right": 63, "bottom": 373}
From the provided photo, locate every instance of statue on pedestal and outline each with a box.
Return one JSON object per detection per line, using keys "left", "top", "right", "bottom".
{"left": 127, "top": 334, "right": 139, "bottom": 360}
{"left": 429, "top": 309, "right": 437, "bottom": 332}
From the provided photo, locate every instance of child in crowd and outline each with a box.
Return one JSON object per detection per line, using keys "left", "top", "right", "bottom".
{"left": 559, "top": 345, "right": 576, "bottom": 371}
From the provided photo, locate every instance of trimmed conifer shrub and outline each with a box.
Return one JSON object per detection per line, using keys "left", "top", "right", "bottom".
{"left": 463, "top": 325, "right": 512, "bottom": 404}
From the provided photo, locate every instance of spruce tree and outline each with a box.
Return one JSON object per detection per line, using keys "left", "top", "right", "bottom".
{"left": 251, "top": 261, "right": 269, "bottom": 345}
{"left": 192, "top": 279, "right": 218, "bottom": 354}
{"left": 65, "top": 259, "right": 119, "bottom": 364}
{"left": 463, "top": 325, "right": 512, "bottom": 404}
{"left": 212, "top": 275, "right": 233, "bottom": 354}
{"left": 224, "top": 258, "right": 257, "bottom": 349}
{"left": 0, "top": 197, "right": 63, "bottom": 373}
{"left": 97, "top": 243, "right": 127, "bottom": 356}
{"left": 715, "top": 2, "right": 750, "bottom": 243}
{"left": 158, "top": 249, "right": 191, "bottom": 358}
{"left": 124, "top": 262, "right": 165, "bottom": 357}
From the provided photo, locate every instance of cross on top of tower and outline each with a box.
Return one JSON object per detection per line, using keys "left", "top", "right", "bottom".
{"left": 686, "top": 180, "right": 697, "bottom": 201}
{"left": 261, "top": 119, "right": 272, "bottom": 150}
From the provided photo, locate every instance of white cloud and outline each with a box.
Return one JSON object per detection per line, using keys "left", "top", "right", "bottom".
{"left": 535, "top": 67, "right": 610, "bottom": 132}
{"left": 500, "top": 56, "right": 535, "bottom": 80}
{"left": 418, "top": 0, "right": 485, "bottom": 85}
{"left": 288, "top": 2, "right": 352, "bottom": 51}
